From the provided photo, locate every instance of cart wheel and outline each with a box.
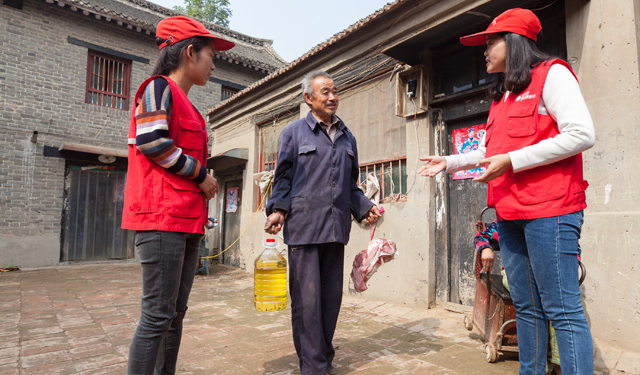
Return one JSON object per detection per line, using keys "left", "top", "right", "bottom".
{"left": 464, "top": 315, "right": 473, "bottom": 331}
{"left": 484, "top": 343, "right": 497, "bottom": 363}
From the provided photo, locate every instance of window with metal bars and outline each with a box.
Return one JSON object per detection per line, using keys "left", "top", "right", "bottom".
{"left": 359, "top": 158, "right": 408, "bottom": 203}
{"left": 262, "top": 153, "right": 277, "bottom": 173}
{"left": 85, "top": 51, "right": 131, "bottom": 110}
{"left": 256, "top": 129, "right": 280, "bottom": 209}
{"left": 256, "top": 150, "right": 277, "bottom": 208}
{"left": 256, "top": 113, "right": 297, "bottom": 210}
{"left": 221, "top": 85, "right": 239, "bottom": 101}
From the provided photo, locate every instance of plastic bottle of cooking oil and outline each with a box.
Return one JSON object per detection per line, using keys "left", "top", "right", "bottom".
{"left": 254, "top": 235, "right": 287, "bottom": 312}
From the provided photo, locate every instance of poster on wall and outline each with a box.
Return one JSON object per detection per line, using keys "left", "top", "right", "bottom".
{"left": 226, "top": 187, "right": 239, "bottom": 213}
{"left": 113, "top": 178, "right": 126, "bottom": 201}
{"left": 452, "top": 123, "right": 487, "bottom": 180}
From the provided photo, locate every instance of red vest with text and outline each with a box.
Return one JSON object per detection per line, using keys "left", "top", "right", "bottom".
{"left": 122, "top": 76, "right": 208, "bottom": 234}
{"left": 484, "top": 59, "right": 589, "bottom": 220}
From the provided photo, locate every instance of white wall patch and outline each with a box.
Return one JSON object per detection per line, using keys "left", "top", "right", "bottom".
{"left": 604, "top": 184, "right": 613, "bottom": 205}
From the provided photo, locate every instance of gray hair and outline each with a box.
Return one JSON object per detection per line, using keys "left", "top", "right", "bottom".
{"left": 301, "top": 70, "right": 333, "bottom": 98}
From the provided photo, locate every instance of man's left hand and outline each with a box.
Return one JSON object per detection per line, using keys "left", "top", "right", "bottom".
{"left": 363, "top": 206, "right": 382, "bottom": 224}
{"left": 473, "top": 154, "right": 512, "bottom": 183}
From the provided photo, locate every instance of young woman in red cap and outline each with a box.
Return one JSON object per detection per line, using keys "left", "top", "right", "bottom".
{"left": 122, "top": 16, "right": 234, "bottom": 375}
{"left": 418, "top": 8, "right": 595, "bottom": 375}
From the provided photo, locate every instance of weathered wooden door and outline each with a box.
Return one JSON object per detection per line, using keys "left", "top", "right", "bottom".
{"left": 432, "top": 90, "right": 495, "bottom": 306}
{"left": 222, "top": 178, "right": 243, "bottom": 267}
{"left": 445, "top": 115, "right": 498, "bottom": 306}
{"left": 63, "top": 166, "right": 134, "bottom": 261}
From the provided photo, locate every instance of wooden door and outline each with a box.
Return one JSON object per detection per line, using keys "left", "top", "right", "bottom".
{"left": 63, "top": 167, "right": 134, "bottom": 261}
{"left": 222, "top": 178, "right": 243, "bottom": 267}
{"left": 445, "top": 115, "right": 498, "bottom": 306}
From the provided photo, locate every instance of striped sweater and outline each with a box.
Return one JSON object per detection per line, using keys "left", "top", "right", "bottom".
{"left": 135, "top": 77, "right": 207, "bottom": 184}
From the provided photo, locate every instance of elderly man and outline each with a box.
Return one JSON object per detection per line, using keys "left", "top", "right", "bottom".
{"left": 265, "top": 71, "right": 380, "bottom": 375}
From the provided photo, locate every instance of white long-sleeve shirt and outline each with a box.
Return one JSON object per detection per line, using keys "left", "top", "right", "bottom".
{"left": 444, "top": 64, "right": 596, "bottom": 173}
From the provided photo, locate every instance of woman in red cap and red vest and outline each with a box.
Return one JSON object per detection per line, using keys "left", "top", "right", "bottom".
{"left": 122, "top": 16, "right": 234, "bottom": 375}
{"left": 418, "top": 8, "right": 595, "bottom": 375}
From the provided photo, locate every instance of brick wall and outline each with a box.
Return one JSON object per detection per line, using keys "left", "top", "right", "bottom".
{"left": 0, "top": 0, "right": 269, "bottom": 264}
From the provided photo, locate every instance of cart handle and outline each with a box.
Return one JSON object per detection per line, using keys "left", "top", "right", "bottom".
{"left": 476, "top": 207, "right": 494, "bottom": 233}
{"left": 578, "top": 261, "right": 587, "bottom": 286}
{"left": 479, "top": 206, "right": 492, "bottom": 223}
{"left": 497, "top": 319, "right": 517, "bottom": 337}
{"left": 496, "top": 319, "right": 518, "bottom": 350}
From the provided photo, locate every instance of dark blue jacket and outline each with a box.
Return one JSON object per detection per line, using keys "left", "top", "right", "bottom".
{"left": 266, "top": 111, "right": 374, "bottom": 246}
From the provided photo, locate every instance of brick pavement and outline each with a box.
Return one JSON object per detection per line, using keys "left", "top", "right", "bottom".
{"left": 0, "top": 262, "right": 525, "bottom": 374}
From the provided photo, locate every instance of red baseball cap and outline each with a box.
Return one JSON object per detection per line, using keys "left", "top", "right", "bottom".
{"left": 459, "top": 8, "right": 542, "bottom": 46}
{"left": 156, "top": 16, "right": 235, "bottom": 51}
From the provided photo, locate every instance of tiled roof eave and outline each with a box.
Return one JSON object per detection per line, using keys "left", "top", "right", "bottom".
{"left": 214, "top": 53, "right": 275, "bottom": 74}
{"left": 206, "top": 0, "right": 410, "bottom": 116}
{"left": 124, "top": 0, "right": 275, "bottom": 47}
{"left": 215, "top": 50, "right": 282, "bottom": 73}
{"left": 48, "top": 0, "right": 158, "bottom": 33}
{"left": 42, "top": 0, "right": 286, "bottom": 72}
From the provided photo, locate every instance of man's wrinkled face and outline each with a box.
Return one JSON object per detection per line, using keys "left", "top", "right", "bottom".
{"left": 304, "top": 76, "right": 338, "bottom": 118}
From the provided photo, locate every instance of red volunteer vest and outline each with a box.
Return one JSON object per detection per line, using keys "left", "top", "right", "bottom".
{"left": 122, "top": 76, "right": 208, "bottom": 234}
{"left": 485, "top": 59, "right": 589, "bottom": 220}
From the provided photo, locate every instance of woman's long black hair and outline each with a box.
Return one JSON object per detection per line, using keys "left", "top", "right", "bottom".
{"left": 152, "top": 36, "right": 211, "bottom": 76}
{"left": 488, "top": 32, "right": 556, "bottom": 101}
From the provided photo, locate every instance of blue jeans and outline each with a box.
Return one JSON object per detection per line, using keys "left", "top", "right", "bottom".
{"left": 128, "top": 231, "right": 201, "bottom": 375}
{"left": 498, "top": 211, "right": 593, "bottom": 375}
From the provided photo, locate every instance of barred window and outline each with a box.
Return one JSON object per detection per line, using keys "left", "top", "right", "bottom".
{"left": 262, "top": 152, "right": 277, "bottom": 173}
{"left": 85, "top": 51, "right": 131, "bottom": 110}
{"left": 359, "top": 158, "right": 408, "bottom": 203}
{"left": 221, "top": 85, "right": 239, "bottom": 101}
{"left": 256, "top": 112, "right": 297, "bottom": 209}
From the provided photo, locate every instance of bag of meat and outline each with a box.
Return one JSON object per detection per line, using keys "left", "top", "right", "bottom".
{"left": 350, "top": 222, "right": 398, "bottom": 292}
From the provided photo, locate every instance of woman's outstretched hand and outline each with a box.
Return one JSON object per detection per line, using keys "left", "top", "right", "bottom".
{"left": 417, "top": 156, "right": 447, "bottom": 177}
{"left": 473, "top": 154, "right": 512, "bottom": 183}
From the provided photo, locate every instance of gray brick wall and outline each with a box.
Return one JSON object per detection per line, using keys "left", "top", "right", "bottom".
{"left": 0, "top": 0, "right": 269, "bottom": 264}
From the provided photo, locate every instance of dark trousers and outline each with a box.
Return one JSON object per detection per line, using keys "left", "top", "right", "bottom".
{"left": 128, "top": 231, "right": 201, "bottom": 375}
{"left": 288, "top": 243, "right": 345, "bottom": 375}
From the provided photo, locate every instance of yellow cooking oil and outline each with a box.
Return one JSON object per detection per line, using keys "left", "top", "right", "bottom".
{"left": 254, "top": 238, "right": 287, "bottom": 312}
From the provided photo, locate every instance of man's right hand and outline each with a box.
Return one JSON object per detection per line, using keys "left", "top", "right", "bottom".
{"left": 198, "top": 174, "right": 219, "bottom": 200}
{"left": 264, "top": 210, "right": 285, "bottom": 234}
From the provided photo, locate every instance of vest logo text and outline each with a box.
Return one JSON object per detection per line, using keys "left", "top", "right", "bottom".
{"left": 516, "top": 91, "right": 536, "bottom": 101}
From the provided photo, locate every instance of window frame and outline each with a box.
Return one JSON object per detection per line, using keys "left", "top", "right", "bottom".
{"left": 256, "top": 131, "right": 278, "bottom": 209}
{"left": 221, "top": 85, "right": 240, "bottom": 102}
{"left": 85, "top": 50, "right": 131, "bottom": 110}
{"left": 359, "top": 157, "right": 408, "bottom": 203}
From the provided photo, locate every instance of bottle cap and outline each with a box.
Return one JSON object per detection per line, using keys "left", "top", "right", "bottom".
{"left": 266, "top": 239, "right": 275, "bottom": 243}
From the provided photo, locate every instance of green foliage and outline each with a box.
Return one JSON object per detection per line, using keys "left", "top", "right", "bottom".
{"left": 173, "top": 0, "right": 232, "bottom": 28}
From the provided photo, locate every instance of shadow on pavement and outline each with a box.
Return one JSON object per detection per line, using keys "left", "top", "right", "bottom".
{"left": 262, "top": 318, "right": 444, "bottom": 374}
